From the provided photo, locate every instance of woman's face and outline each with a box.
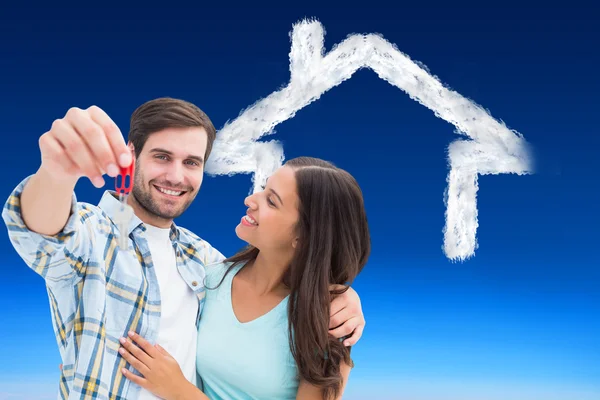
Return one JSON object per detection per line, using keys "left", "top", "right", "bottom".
{"left": 235, "top": 166, "right": 300, "bottom": 253}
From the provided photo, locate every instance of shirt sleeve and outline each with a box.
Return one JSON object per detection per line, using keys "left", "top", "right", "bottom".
{"left": 2, "top": 175, "right": 96, "bottom": 286}
{"left": 178, "top": 226, "right": 226, "bottom": 266}
{"left": 203, "top": 242, "right": 226, "bottom": 266}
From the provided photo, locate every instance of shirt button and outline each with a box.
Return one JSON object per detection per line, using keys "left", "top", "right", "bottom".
{"left": 192, "top": 281, "right": 198, "bottom": 287}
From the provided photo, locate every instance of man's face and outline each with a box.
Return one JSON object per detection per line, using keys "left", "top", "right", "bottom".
{"left": 130, "top": 127, "right": 208, "bottom": 225}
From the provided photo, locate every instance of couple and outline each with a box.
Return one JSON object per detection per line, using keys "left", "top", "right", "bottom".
{"left": 3, "top": 97, "right": 371, "bottom": 400}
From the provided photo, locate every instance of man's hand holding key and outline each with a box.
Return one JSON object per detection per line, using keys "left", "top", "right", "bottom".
{"left": 38, "top": 105, "right": 132, "bottom": 187}
{"left": 33, "top": 105, "right": 134, "bottom": 247}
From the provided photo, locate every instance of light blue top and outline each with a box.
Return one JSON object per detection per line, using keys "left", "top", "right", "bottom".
{"left": 196, "top": 261, "right": 299, "bottom": 399}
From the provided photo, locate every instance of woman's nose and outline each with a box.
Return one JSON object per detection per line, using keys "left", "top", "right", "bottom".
{"left": 244, "top": 195, "right": 258, "bottom": 209}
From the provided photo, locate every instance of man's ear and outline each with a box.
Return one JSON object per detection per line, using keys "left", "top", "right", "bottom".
{"left": 127, "top": 142, "right": 136, "bottom": 163}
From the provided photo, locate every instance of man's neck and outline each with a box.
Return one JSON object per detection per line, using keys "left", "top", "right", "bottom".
{"left": 124, "top": 192, "right": 173, "bottom": 229}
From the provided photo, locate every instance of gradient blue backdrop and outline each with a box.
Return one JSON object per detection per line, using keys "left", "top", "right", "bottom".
{"left": 0, "top": 3, "right": 598, "bottom": 400}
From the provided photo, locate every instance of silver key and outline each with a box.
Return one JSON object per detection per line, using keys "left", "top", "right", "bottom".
{"left": 114, "top": 193, "right": 134, "bottom": 249}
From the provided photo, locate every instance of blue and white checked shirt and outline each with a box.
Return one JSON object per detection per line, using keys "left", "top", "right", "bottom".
{"left": 2, "top": 176, "right": 225, "bottom": 399}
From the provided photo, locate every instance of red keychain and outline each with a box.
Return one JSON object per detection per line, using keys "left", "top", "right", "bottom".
{"left": 114, "top": 157, "right": 135, "bottom": 249}
{"left": 116, "top": 160, "right": 135, "bottom": 200}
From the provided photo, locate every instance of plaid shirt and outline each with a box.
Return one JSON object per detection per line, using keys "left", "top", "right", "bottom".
{"left": 2, "top": 176, "right": 225, "bottom": 399}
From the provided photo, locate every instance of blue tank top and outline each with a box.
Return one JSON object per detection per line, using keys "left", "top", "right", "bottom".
{"left": 196, "top": 261, "right": 299, "bottom": 399}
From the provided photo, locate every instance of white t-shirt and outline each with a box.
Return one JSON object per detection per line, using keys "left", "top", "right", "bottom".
{"left": 137, "top": 224, "right": 199, "bottom": 400}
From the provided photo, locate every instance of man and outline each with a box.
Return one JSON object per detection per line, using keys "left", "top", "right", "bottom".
{"left": 2, "top": 98, "right": 366, "bottom": 400}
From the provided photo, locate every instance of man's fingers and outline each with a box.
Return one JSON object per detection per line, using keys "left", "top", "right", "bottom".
{"left": 40, "top": 105, "right": 127, "bottom": 186}
{"left": 329, "top": 306, "right": 352, "bottom": 330}
{"left": 87, "top": 105, "right": 131, "bottom": 169}
{"left": 67, "top": 107, "right": 116, "bottom": 180}
{"left": 39, "top": 132, "right": 79, "bottom": 177}
{"left": 330, "top": 293, "right": 347, "bottom": 317}
{"left": 119, "top": 346, "right": 150, "bottom": 376}
{"left": 52, "top": 118, "right": 103, "bottom": 187}
{"left": 343, "top": 323, "right": 364, "bottom": 347}
{"left": 328, "top": 316, "right": 361, "bottom": 339}
{"left": 329, "top": 284, "right": 346, "bottom": 292}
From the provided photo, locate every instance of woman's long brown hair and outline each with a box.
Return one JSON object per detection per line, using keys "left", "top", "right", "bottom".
{"left": 216, "top": 157, "right": 371, "bottom": 399}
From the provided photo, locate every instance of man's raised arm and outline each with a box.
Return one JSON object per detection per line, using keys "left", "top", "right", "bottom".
{"left": 2, "top": 105, "right": 131, "bottom": 283}
{"left": 19, "top": 105, "right": 131, "bottom": 236}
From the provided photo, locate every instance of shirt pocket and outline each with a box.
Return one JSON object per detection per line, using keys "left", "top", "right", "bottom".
{"left": 103, "top": 261, "right": 148, "bottom": 338}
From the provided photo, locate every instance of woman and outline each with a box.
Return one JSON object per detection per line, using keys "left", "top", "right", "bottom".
{"left": 118, "top": 157, "right": 371, "bottom": 399}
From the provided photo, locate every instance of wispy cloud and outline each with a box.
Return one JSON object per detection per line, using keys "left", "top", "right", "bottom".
{"left": 205, "top": 18, "right": 533, "bottom": 261}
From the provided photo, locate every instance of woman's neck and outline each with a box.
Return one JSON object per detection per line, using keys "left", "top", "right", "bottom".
{"left": 243, "top": 249, "right": 293, "bottom": 296}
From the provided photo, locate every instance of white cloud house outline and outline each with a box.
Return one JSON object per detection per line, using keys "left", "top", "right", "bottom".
{"left": 205, "top": 19, "right": 534, "bottom": 262}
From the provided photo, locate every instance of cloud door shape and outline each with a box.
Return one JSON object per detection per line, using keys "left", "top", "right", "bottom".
{"left": 205, "top": 19, "right": 534, "bottom": 262}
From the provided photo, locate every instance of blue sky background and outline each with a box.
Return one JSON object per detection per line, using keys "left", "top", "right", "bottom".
{"left": 0, "top": 3, "right": 599, "bottom": 399}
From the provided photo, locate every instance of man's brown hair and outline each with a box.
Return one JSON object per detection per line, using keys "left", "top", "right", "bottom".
{"left": 128, "top": 97, "right": 217, "bottom": 162}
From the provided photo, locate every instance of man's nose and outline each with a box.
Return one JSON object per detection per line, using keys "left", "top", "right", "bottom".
{"left": 165, "top": 163, "right": 185, "bottom": 185}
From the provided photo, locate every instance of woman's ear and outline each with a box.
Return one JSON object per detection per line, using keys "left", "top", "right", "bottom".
{"left": 292, "top": 237, "right": 299, "bottom": 249}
